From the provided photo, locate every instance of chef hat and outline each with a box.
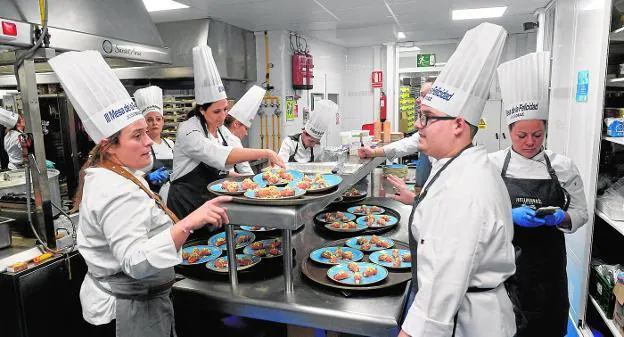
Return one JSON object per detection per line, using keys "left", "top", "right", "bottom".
{"left": 48, "top": 50, "right": 143, "bottom": 143}
{"left": 305, "top": 100, "right": 337, "bottom": 139}
{"left": 423, "top": 22, "right": 508, "bottom": 126}
{"left": 497, "top": 52, "right": 551, "bottom": 125}
{"left": 193, "top": 45, "right": 227, "bottom": 104}
{"left": 0, "top": 107, "right": 18, "bottom": 128}
{"left": 228, "top": 85, "right": 266, "bottom": 127}
{"left": 134, "top": 86, "right": 164, "bottom": 116}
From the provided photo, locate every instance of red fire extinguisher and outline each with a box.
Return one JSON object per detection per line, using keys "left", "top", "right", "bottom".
{"left": 305, "top": 52, "right": 314, "bottom": 90}
{"left": 380, "top": 91, "right": 387, "bottom": 122}
{"left": 292, "top": 52, "right": 314, "bottom": 90}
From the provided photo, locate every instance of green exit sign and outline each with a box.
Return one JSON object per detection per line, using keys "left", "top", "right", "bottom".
{"left": 417, "top": 54, "right": 436, "bottom": 67}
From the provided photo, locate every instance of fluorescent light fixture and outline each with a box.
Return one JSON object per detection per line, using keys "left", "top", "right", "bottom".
{"left": 611, "top": 78, "right": 624, "bottom": 83}
{"left": 452, "top": 6, "right": 507, "bottom": 20}
{"left": 397, "top": 31, "right": 406, "bottom": 39}
{"left": 143, "top": 0, "right": 188, "bottom": 12}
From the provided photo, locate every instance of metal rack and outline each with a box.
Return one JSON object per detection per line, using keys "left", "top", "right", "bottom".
{"left": 162, "top": 95, "right": 194, "bottom": 140}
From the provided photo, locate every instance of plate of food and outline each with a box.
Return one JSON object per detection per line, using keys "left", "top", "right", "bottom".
{"left": 309, "top": 246, "right": 364, "bottom": 265}
{"left": 369, "top": 249, "right": 411, "bottom": 269}
{"left": 342, "top": 187, "right": 367, "bottom": 200}
{"left": 207, "top": 230, "right": 255, "bottom": 250}
{"left": 324, "top": 221, "right": 367, "bottom": 233}
{"left": 347, "top": 204, "right": 385, "bottom": 215}
{"left": 244, "top": 186, "right": 306, "bottom": 200}
{"left": 345, "top": 235, "right": 395, "bottom": 251}
{"left": 179, "top": 245, "right": 222, "bottom": 265}
{"left": 239, "top": 225, "right": 278, "bottom": 232}
{"left": 356, "top": 214, "right": 398, "bottom": 228}
{"left": 205, "top": 254, "right": 261, "bottom": 273}
{"left": 253, "top": 168, "right": 304, "bottom": 186}
{"left": 209, "top": 178, "right": 264, "bottom": 195}
{"left": 290, "top": 174, "right": 342, "bottom": 193}
{"left": 314, "top": 211, "right": 356, "bottom": 224}
{"left": 243, "top": 238, "right": 283, "bottom": 258}
{"left": 327, "top": 262, "right": 388, "bottom": 286}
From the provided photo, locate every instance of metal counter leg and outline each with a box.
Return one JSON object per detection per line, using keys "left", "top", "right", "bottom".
{"left": 283, "top": 229, "right": 293, "bottom": 294}
{"left": 226, "top": 225, "right": 238, "bottom": 293}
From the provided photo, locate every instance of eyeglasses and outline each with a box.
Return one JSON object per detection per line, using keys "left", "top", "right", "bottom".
{"left": 415, "top": 111, "right": 456, "bottom": 127}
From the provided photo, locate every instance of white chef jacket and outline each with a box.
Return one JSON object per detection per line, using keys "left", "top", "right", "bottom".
{"left": 383, "top": 132, "right": 420, "bottom": 161}
{"left": 4, "top": 129, "right": 23, "bottom": 170}
{"left": 220, "top": 127, "right": 254, "bottom": 175}
{"left": 170, "top": 116, "right": 234, "bottom": 181}
{"left": 277, "top": 135, "right": 322, "bottom": 163}
{"left": 76, "top": 167, "right": 181, "bottom": 325}
{"left": 140, "top": 138, "right": 175, "bottom": 173}
{"left": 403, "top": 146, "right": 516, "bottom": 337}
{"left": 489, "top": 147, "right": 589, "bottom": 233}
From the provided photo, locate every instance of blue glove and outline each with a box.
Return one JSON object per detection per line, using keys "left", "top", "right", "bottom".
{"left": 146, "top": 167, "right": 169, "bottom": 184}
{"left": 543, "top": 209, "right": 566, "bottom": 227}
{"left": 512, "top": 206, "right": 545, "bottom": 228}
{"left": 45, "top": 160, "right": 55, "bottom": 169}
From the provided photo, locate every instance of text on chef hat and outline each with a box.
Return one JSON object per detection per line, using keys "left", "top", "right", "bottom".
{"left": 426, "top": 85, "right": 455, "bottom": 102}
{"left": 505, "top": 102, "right": 539, "bottom": 117}
{"left": 104, "top": 101, "right": 139, "bottom": 123}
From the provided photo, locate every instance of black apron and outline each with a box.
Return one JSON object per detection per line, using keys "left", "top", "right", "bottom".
{"left": 288, "top": 133, "right": 314, "bottom": 163}
{"left": 406, "top": 145, "right": 495, "bottom": 336}
{"left": 501, "top": 150, "right": 570, "bottom": 337}
{"left": 146, "top": 139, "right": 174, "bottom": 192}
{"left": 167, "top": 118, "right": 229, "bottom": 239}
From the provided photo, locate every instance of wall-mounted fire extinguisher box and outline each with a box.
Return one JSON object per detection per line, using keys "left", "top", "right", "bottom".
{"left": 292, "top": 52, "right": 313, "bottom": 90}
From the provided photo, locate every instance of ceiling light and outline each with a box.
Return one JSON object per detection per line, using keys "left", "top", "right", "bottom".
{"left": 452, "top": 6, "right": 507, "bottom": 20}
{"left": 397, "top": 32, "right": 406, "bottom": 39}
{"left": 143, "top": 0, "right": 189, "bottom": 12}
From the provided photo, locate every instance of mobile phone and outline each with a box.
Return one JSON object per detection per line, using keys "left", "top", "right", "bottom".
{"left": 535, "top": 206, "right": 559, "bottom": 218}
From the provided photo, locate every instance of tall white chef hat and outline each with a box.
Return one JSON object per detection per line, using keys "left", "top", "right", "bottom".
{"left": 134, "top": 86, "right": 164, "bottom": 116}
{"left": 497, "top": 52, "right": 551, "bottom": 125}
{"left": 228, "top": 85, "right": 266, "bottom": 127}
{"left": 0, "top": 107, "right": 18, "bottom": 128}
{"left": 48, "top": 50, "right": 143, "bottom": 143}
{"left": 193, "top": 45, "right": 227, "bottom": 104}
{"left": 423, "top": 22, "right": 508, "bottom": 126}
{"left": 305, "top": 100, "right": 337, "bottom": 140}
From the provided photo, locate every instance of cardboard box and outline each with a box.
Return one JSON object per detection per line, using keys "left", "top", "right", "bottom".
{"left": 613, "top": 282, "right": 624, "bottom": 334}
{"left": 590, "top": 264, "right": 616, "bottom": 318}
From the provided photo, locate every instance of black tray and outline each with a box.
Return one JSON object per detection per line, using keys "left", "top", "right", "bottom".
{"left": 313, "top": 200, "right": 401, "bottom": 237}
{"left": 301, "top": 238, "right": 411, "bottom": 291}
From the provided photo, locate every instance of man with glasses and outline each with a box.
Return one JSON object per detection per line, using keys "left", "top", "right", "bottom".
{"left": 392, "top": 22, "right": 517, "bottom": 337}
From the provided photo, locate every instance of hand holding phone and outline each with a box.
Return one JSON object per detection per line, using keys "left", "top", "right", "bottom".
{"left": 535, "top": 206, "right": 560, "bottom": 218}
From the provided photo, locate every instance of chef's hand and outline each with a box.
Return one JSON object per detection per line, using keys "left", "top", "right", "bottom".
{"left": 186, "top": 196, "right": 232, "bottom": 231}
{"left": 512, "top": 206, "right": 545, "bottom": 228}
{"left": 543, "top": 209, "right": 566, "bottom": 227}
{"left": 386, "top": 174, "right": 415, "bottom": 205}
{"left": 265, "top": 149, "right": 286, "bottom": 168}
{"left": 146, "top": 167, "right": 169, "bottom": 184}
{"left": 398, "top": 329, "right": 410, "bottom": 337}
{"left": 358, "top": 146, "right": 375, "bottom": 158}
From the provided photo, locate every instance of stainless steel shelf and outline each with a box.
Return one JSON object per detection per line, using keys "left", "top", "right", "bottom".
{"left": 590, "top": 295, "right": 622, "bottom": 337}
{"left": 595, "top": 208, "right": 624, "bottom": 236}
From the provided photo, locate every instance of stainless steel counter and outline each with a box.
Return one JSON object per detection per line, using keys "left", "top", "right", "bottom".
{"left": 173, "top": 197, "right": 412, "bottom": 337}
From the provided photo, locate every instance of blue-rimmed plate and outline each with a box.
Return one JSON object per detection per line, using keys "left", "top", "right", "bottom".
{"left": 369, "top": 249, "right": 412, "bottom": 269}
{"left": 243, "top": 238, "right": 283, "bottom": 258}
{"left": 324, "top": 221, "right": 367, "bottom": 233}
{"left": 356, "top": 214, "right": 398, "bottom": 228}
{"left": 244, "top": 186, "right": 306, "bottom": 200}
{"left": 309, "top": 246, "right": 364, "bottom": 265}
{"left": 205, "top": 254, "right": 261, "bottom": 273}
{"left": 239, "top": 225, "right": 278, "bottom": 232}
{"left": 253, "top": 169, "right": 304, "bottom": 186}
{"left": 327, "top": 262, "right": 388, "bottom": 286}
{"left": 179, "top": 245, "right": 221, "bottom": 265}
{"left": 347, "top": 205, "right": 386, "bottom": 215}
{"left": 207, "top": 230, "right": 255, "bottom": 250}
{"left": 314, "top": 211, "right": 357, "bottom": 224}
{"left": 209, "top": 179, "right": 265, "bottom": 195}
{"left": 288, "top": 174, "right": 343, "bottom": 193}
{"left": 345, "top": 235, "right": 395, "bottom": 252}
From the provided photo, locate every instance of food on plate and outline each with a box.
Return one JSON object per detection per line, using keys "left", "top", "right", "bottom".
{"left": 262, "top": 168, "right": 294, "bottom": 184}
{"left": 238, "top": 257, "right": 254, "bottom": 266}
{"left": 215, "top": 237, "right": 226, "bottom": 247}
{"left": 363, "top": 266, "right": 378, "bottom": 277}
{"left": 360, "top": 243, "right": 371, "bottom": 250}
{"left": 378, "top": 253, "right": 393, "bottom": 263}
{"left": 344, "top": 221, "right": 357, "bottom": 229}
{"left": 236, "top": 235, "right": 250, "bottom": 244}
{"left": 250, "top": 241, "right": 264, "bottom": 250}
{"left": 348, "top": 262, "right": 360, "bottom": 272}
{"left": 335, "top": 248, "right": 343, "bottom": 257}
{"left": 357, "top": 237, "right": 369, "bottom": 245}
{"left": 222, "top": 181, "right": 240, "bottom": 193}
{"left": 199, "top": 248, "right": 211, "bottom": 256}
{"left": 321, "top": 250, "right": 333, "bottom": 259}
{"left": 323, "top": 211, "right": 350, "bottom": 222}
{"left": 252, "top": 249, "right": 267, "bottom": 257}
{"left": 241, "top": 178, "right": 258, "bottom": 190}
{"left": 269, "top": 247, "right": 280, "bottom": 256}
{"left": 214, "top": 259, "right": 228, "bottom": 269}
{"left": 187, "top": 253, "right": 200, "bottom": 264}
{"left": 364, "top": 215, "right": 376, "bottom": 226}
{"left": 280, "top": 187, "right": 296, "bottom": 197}
{"left": 342, "top": 251, "right": 354, "bottom": 260}
{"left": 251, "top": 225, "right": 262, "bottom": 230}
{"left": 296, "top": 180, "right": 312, "bottom": 190}
{"left": 343, "top": 188, "right": 361, "bottom": 197}
{"left": 182, "top": 251, "right": 190, "bottom": 259}
{"left": 253, "top": 185, "right": 297, "bottom": 199}
{"left": 402, "top": 253, "right": 412, "bottom": 262}
{"left": 329, "top": 256, "right": 338, "bottom": 264}
{"left": 376, "top": 240, "right": 392, "bottom": 248}
{"left": 8, "top": 261, "right": 27, "bottom": 272}
{"left": 270, "top": 240, "right": 281, "bottom": 248}
{"left": 353, "top": 272, "right": 362, "bottom": 284}
{"left": 353, "top": 205, "right": 382, "bottom": 215}
{"left": 392, "top": 249, "right": 399, "bottom": 258}
{"left": 334, "top": 271, "right": 350, "bottom": 280}
{"left": 330, "top": 221, "right": 342, "bottom": 229}
{"left": 392, "top": 259, "right": 402, "bottom": 268}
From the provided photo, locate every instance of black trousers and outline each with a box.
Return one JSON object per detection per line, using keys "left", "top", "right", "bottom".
{"left": 88, "top": 320, "right": 115, "bottom": 337}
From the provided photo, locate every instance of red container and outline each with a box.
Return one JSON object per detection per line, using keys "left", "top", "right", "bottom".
{"left": 361, "top": 123, "right": 374, "bottom": 136}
